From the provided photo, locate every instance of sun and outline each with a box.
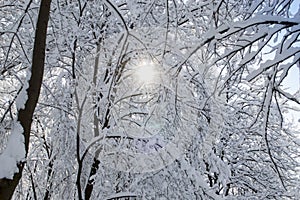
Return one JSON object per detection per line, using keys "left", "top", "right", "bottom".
{"left": 134, "top": 60, "right": 159, "bottom": 85}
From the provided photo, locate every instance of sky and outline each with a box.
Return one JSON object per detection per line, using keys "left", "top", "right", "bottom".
{"left": 282, "top": 65, "right": 300, "bottom": 123}
{"left": 282, "top": 2, "right": 300, "bottom": 124}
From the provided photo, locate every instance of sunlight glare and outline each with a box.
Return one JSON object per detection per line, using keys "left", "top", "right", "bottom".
{"left": 134, "top": 60, "right": 159, "bottom": 85}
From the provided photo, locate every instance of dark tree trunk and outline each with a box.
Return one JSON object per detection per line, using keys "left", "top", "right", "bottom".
{"left": 84, "top": 158, "right": 100, "bottom": 200}
{"left": 0, "top": 0, "right": 51, "bottom": 199}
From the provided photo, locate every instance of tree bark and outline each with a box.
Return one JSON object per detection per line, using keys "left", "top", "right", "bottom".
{"left": 0, "top": 0, "right": 51, "bottom": 199}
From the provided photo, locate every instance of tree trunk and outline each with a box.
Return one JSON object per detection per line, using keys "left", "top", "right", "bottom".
{"left": 0, "top": 0, "right": 51, "bottom": 199}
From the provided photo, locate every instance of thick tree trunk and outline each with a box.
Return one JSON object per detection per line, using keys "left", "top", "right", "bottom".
{"left": 0, "top": 1, "right": 51, "bottom": 199}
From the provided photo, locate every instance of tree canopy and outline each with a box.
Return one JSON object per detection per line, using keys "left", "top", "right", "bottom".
{"left": 0, "top": 0, "right": 300, "bottom": 199}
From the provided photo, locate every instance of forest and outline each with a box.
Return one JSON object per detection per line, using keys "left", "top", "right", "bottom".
{"left": 0, "top": 0, "right": 300, "bottom": 199}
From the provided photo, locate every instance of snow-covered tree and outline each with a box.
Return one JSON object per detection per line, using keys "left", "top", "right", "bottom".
{"left": 0, "top": 0, "right": 299, "bottom": 199}
{"left": 0, "top": 0, "right": 51, "bottom": 199}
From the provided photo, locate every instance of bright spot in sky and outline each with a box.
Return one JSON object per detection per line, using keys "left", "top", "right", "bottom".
{"left": 134, "top": 60, "right": 159, "bottom": 85}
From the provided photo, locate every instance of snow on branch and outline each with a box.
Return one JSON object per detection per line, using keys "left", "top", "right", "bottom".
{"left": 0, "top": 70, "right": 30, "bottom": 179}
{"left": 247, "top": 48, "right": 300, "bottom": 81}
{"left": 0, "top": 121, "right": 25, "bottom": 179}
